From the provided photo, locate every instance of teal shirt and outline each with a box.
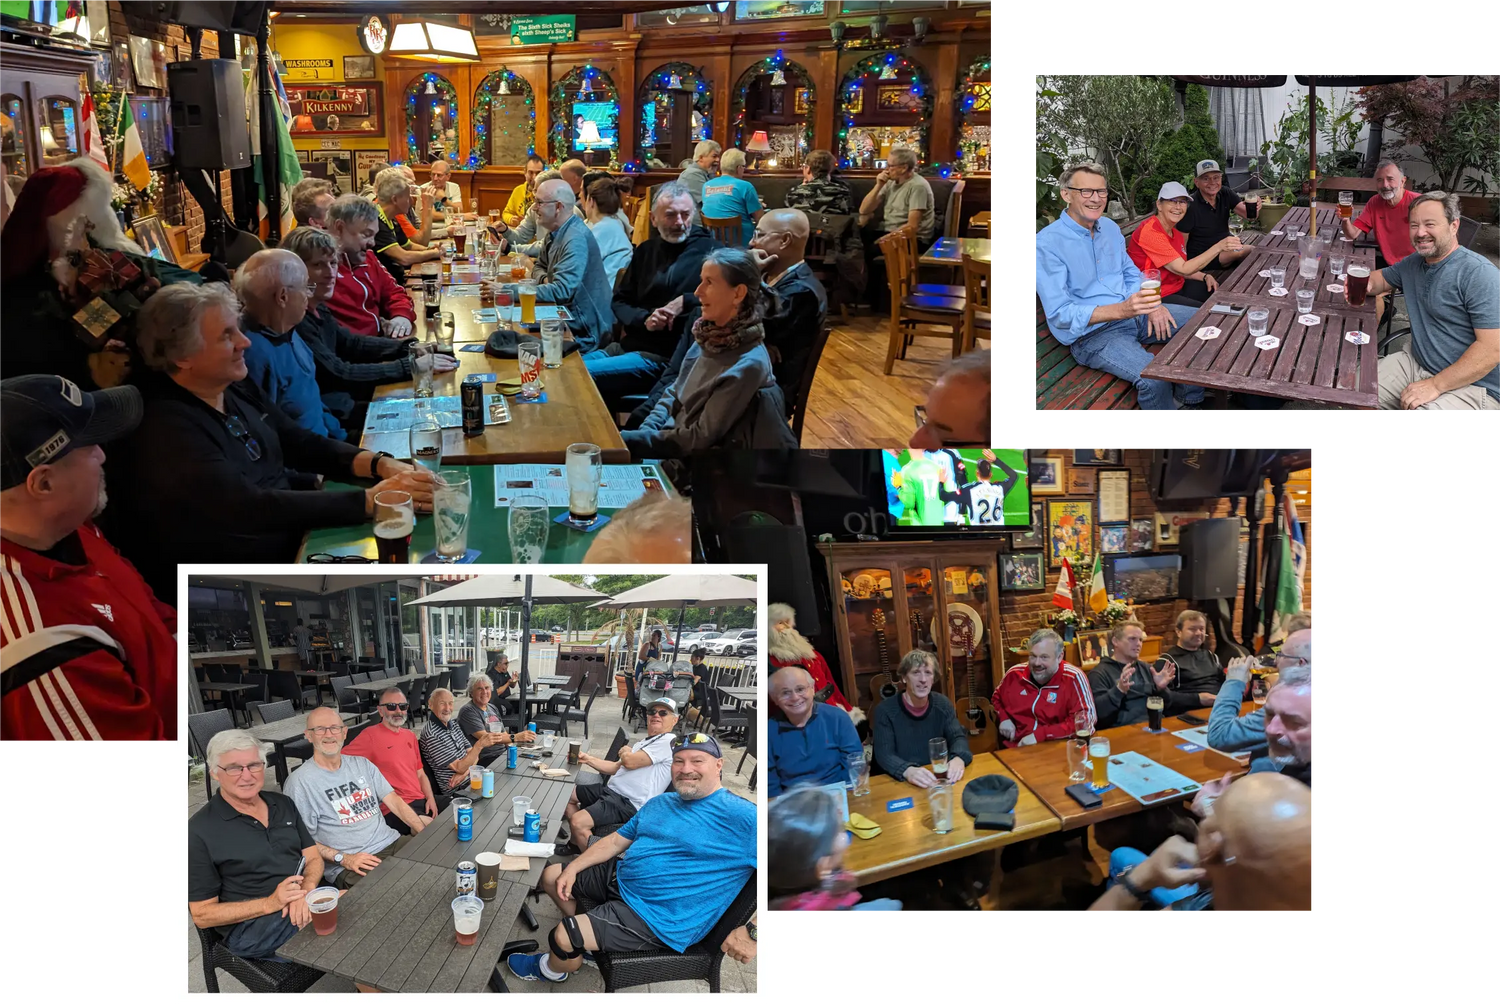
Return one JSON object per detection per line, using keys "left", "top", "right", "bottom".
{"left": 1381, "top": 246, "right": 1500, "bottom": 402}
{"left": 701, "top": 175, "right": 761, "bottom": 245}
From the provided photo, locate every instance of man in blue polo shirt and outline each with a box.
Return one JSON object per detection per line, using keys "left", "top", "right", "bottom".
{"left": 1036, "top": 162, "right": 1203, "bottom": 409}
{"left": 702, "top": 149, "right": 764, "bottom": 245}
{"left": 767, "top": 664, "right": 862, "bottom": 797}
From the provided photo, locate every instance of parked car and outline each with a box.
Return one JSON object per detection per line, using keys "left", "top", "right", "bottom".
{"left": 695, "top": 623, "right": 718, "bottom": 633}
{"left": 703, "top": 629, "right": 757, "bottom": 655}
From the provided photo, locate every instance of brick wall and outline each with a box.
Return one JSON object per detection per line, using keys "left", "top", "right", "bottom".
{"left": 998, "top": 450, "right": 1313, "bottom": 655}
{"left": 108, "top": 1, "right": 235, "bottom": 252}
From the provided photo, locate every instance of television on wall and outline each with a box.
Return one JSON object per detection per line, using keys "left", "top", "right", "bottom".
{"left": 1104, "top": 554, "right": 1182, "bottom": 602}
{"left": 882, "top": 449, "right": 1031, "bottom": 529}
{"left": 571, "top": 102, "right": 615, "bottom": 150}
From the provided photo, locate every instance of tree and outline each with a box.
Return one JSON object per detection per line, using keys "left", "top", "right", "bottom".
{"left": 1037, "top": 75, "right": 1178, "bottom": 217}
{"left": 1359, "top": 76, "right": 1499, "bottom": 194}
{"left": 1136, "top": 84, "right": 1226, "bottom": 214}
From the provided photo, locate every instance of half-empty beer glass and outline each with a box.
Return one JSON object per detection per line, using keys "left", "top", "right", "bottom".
{"left": 565, "top": 443, "right": 602, "bottom": 525}
{"left": 508, "top": 493, "right": 549, "bottom": 563}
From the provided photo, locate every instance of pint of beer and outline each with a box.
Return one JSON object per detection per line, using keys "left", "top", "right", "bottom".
{"left": 1346, "top": 264, "right": 1370, "bottom": 306}
{"left": 306, "top": 887, "right": 340, "bottom": 935}
{"left": 519, "top": 283, "right": 537, "bottom": 325}
{"left": 1141, "top": 269, "right": 1162, "bottom": 304}
{"left": 373, "top": 490, "right": 414, "bottom": 564}
{"left": 469, "top": 765, "right": 483, "bottom": 791}
{"left": 453, "top": 230, "right": 467, "bottom": 256}
{"left": 1338, "top": 191, "right": 1353, "bottom": 219}
{"left": 1146, "top": 695, "right": 1164, "bottom": 732}
{"left": 1245, "top": 197, "right": 1260, "bottom": 221}
{"left": 1089, "top": 736, "right": 1111, "bottom": 790}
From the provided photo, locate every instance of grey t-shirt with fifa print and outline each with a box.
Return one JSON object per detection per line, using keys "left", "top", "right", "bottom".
{"left": 283, "top": 754, "right": 398, "bottom": 880}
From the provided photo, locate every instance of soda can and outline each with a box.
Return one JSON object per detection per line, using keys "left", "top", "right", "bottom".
{"left": 507, "top": 744, "right": 518, "bottom": 770}
{"left": 456, "top": 860, "right": 477, "bottom": 897}
{"left": 523, "top": 810, "right": 541, "bottom": 844}
{"left": 457, "top": 801, "right": 474, "bottom": 842}
{"left": 461, "top": 381, "right": 484, "bottom": 437}
{"left": 481, "top": 768, "right": 495, "bottom": 798}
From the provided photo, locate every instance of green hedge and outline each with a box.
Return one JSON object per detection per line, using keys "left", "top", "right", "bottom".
{"left": 1134, "top": 84, "right": 1225, "bottom": 215}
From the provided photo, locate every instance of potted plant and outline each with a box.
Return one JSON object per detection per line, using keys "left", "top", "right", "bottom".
{"left": 1246, "top": 159, "right": 1294, "bottom": 231}
{"left": 614, "top": 672, "right": 629, "bottom": 699}
{"left": 1053, "top": 609, "right": 1080, "bottom": 642}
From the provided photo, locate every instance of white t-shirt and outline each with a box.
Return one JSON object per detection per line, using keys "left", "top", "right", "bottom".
{"left": 969, "top": 481, "right": 1008, "bottom": 526}
{"left": 604, "top": 731, "right": 675, "bottom": 809}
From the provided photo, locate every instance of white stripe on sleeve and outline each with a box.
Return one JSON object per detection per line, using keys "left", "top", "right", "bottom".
{"left": 38, "top": 672, "right": 84, "bottom": 740}
{"left": 50, "top": 668, "right": 103, "bottom": 741}
{"left": 25, "top": 679, "right": 67, "bottom": 740}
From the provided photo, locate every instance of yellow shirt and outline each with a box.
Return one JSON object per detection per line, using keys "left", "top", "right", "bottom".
{"left": 503, "top": 183, "right": 532, "bottom": 227}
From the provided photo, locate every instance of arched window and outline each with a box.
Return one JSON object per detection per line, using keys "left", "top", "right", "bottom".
{"left": 836, "top": 52, "right": 933, "bottom": 169}
{"left": 40, "top": 95, "right": 79, "bottom": 166}
{"left": 730, "top": 54, "right": 813, "bottom": 169}
{"left": 472, "top": 68, "right": 536, "bottom": 169}
{"left": 404, "top": 73, "right": 459, "bottom": 164}
{"left": 549, "top": 66, "right": 620, "bottom": 166}
{"left": 638, "top": 62, "right": 712, "bottom": 170}
{"left": 957, "top": 55, "right": 990, "bottom": 173}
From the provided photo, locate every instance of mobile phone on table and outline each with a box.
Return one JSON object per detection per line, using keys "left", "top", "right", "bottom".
{"left": 1177, "top": 712, "right": 1207, "bottom": 725}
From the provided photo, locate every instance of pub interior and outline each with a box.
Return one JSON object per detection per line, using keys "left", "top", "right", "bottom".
{"left": 746, "top": 449, "right": 1313, "bottom": 910}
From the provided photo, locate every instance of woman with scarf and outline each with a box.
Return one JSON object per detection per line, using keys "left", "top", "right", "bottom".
{"left": 770, "top": 788, "right": 901, "bottom": 910}
{"left": 622, "top": 247, "right": 793, "bottom": 458}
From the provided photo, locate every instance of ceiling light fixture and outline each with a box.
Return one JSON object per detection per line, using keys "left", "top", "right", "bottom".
{"left": 387, "top": 19, "right": 480, "bottom": 63}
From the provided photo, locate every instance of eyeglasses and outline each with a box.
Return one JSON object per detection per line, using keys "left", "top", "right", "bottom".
{"left": 307, "top": 724, "right": 346, "bottom": 736}
{"left": 215, "top": 762, "right": 266, "bottom": 777}
{"left": 307, "top": 553, "right": 375, "bottom": 563}
{"left": 287, "top": 283, "right": 316, "bottom": 296}
{"left": 223, "top": 415, "right": 263, "bottom": 461}
{"left": 646, "top": 708, "right": 674, "bottom": 718}
{"left": 381, "top": 702, "right": 410, "bottom": 711}
{"left": 1065, "top": 187, "right": 1109, "bottom": 199}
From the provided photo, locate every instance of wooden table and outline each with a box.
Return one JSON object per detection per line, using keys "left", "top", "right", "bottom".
{"left": 844, "top": 753, "right": 1061, "bottom": 887}
{"left": 997, "top": 718, "right": 1247, "bottom": 832}
{"left": 199, "top": 681, "right": 257, "bottom": 726}
{"left": 920, "top": 237, "right": 991, "bottom": 266}
{"left": 1141, "top": 287, "right": 1378, "bottom": 408}
{"left": 1243, "top": 206, "right": 1342, "bottom": 252}
{"left": 716, "top": 686, "right": 758, "bottom": 705}
{"left": 247, "top": 710, "right": 358, "bottom": 786}
{"left": 1218, "top": 246, "right": 1377, "bottom": 307}
{"left": 967, "top": 211, "right": 990, "bottom": 236}
{"left": 398, "top": 771, "right": 573, "bottom": 886}
{"left": 278, "top": 855, "right": 532, "bottom": 993}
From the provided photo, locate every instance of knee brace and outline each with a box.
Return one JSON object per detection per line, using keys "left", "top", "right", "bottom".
{"left": 549, "top": 919, "right": 584, "bottom": 960}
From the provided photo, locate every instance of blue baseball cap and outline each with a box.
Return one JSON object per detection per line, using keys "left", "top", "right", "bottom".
{"left": 1, "top": 375, "right": 141, "bottom": 490}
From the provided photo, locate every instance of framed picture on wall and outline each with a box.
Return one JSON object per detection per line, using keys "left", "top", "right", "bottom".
{"left": 1047, "top": 499, "right": 1094, "bottom": 569}
{"left": 1098, "top": 468, "right": 1130, "bottom": 522}
{"left": 286, "top": 83, "right": 384, "bottom": 136}
{"left": 355, "top": 151, "right": 388, "bottom": 190}
{"left": 1066, "top": 466, "right": 1096, "bottom": 495}
{"left": 794, "top": 88, "right": 811, "bottom": 115}
{"left": 1029, "top": 455, "right": 1063, "bottom": 494}
{"left": 1100, "top": 523, "right": 1129, "bottom": 553}
{"left": 1000, "top": 552, "right": 1045, "bottom": 592}
{"left": 1127, "top": 518, "right": 1154, "bottom": 553}
{"left": 1011, "top": 502, "right": 1044, "bottom": 549}
{"left": 343, "top": 55, "right": 376, "bottom": 80}
{"left": 308, "top": 150, "right": 354, "bottom": 193}
{"left": 128, "top": 215, "right": 175, "bottom": 264}
{"left": 1072, "top": 450, "right": 1122, "bottom": 466}
{"left": 1075, "top": 629, "right": 1109, "bottom": 669}
{"left": 846, "top": 87, "right": 863, "bottom": 115}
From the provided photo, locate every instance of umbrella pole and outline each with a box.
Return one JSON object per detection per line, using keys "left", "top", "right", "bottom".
{"left": 1308, "top": 81, "right": 1317, "bottom": 235}
{"left": 519, "top": 576, "right": 534, "bottom": 733}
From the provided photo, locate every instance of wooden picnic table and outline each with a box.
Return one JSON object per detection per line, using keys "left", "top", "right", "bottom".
{"left": 997, "top": 714, "right": 1249, "bottom": 832}
{"left": 844, "top": 753, "right": 1061, "bottom": 887}
{"left": 247, "top": 710, "right": 358, "bottom": 786}
{"left": 1140, "top": 285, "right": 1378, "bottom": 408}
{"left": 398, "top": 771, "right": 573, "bottom": 887}
{"left": 716, "top": 686, "right": 758, "bottom": 705}
{"left": 1243, "top": 206, "right": 1341, "bottom": 252}
{"left": 278, "top": 855, "right": 531, "bottom": 993}
{"left": 920, "top": 237, "right": 991, "bottom": 266}
{"left": 1218, "top": 247, "right": 1377, "bottom": 307}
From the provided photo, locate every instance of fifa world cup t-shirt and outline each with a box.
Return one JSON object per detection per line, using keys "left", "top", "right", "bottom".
{"left": 616, "top": 788, "right": 756, "bottom": 951}
{"left": 968, "top": 480, "right": 1009, "bottom": 525}
{"left": 283, "top": 754, "right": 399, "bottom": 880}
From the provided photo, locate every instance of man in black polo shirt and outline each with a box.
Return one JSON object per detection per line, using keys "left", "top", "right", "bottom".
{"left": 1176, "top": 159, "right": 1252, "bottom": 301}
{"left": 371, "top": 168, "right": 440, "bottom": 285}
{"left": 188, "top": 730, "right": 323, "bottom": 960}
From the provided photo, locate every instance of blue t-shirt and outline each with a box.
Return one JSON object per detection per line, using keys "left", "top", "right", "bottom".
{"left": 616, "top": 787, "right": 755, "bottom": 951}
{"left": 701, "top": 175, "right": 761, "bottom": 245}
{"left": 767, "top": 702, "right": 862, "bottom": 797}
{"left": 1382, "top": 246, "right": 1500, "bottom": 402}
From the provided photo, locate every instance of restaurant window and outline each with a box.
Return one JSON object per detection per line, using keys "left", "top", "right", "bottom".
{"left": 549, "top": 65, "right": 620, "bottom": 167}
{"left": 39, "top": 95, "right": 78, "bottom": 166}
{"left": 731, "top": 54, "right": 813, "bottom": 168}
{"left": 734, "top": 1, "right": 825, "bottom": 20}
{"left": 1, "top": 94, "right": 28, "bottom": 188}
{"left": 405, "top": 73, "right": 460, "bottom": 165}
{"left": 638, "top": 62, "right": 712, "bottom": 171}
{"left": 837, "top": 52, "right": 931, "bottom": 169}
{"left": 635, "top": 4, "right": 722, "bottom": 27}
{"left": 472, "top": 68, "right": 536, "bottom": 169}
{"left": 957, "top": 54, "right": 990, "bottom": 173}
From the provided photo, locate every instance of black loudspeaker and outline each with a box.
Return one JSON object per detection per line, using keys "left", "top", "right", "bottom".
{"left": 1179, "top": 518, "right": 1240, "bottom": 600}
{"left": 721, "top": 523, "right": 820, "bottom": 637}
{"left": 168, "top": 59, "right": 251, "bottom": 171}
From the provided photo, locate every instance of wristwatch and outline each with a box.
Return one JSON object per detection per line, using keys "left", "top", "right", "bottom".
{"left": 1117, "top": 866, "right": 1154, "bottom": 905}
{"left": 333, "top": 852, "right": 344, "bottom": 865}
{"left": 745, "top": 921, "right": 757, "bottom": 942}
{"left": 367, "top": 451, "right": 395, "bottom": 478}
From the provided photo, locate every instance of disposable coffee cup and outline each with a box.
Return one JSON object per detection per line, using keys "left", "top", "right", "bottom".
{"left": 568, "top": 740, "right": 581, "bottom": 765}
{"left": 475, "top": 852, "right": 502, "bottom": 902}
{"left": 306, "top": 886, "right": 340, "bottom": 935}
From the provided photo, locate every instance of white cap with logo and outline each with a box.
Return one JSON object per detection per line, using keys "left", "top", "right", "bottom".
{"left": 1195, "top": 159, "right": 1222, "bottom": 177}
{"left": 1156, "top": 181, "right": 1193, "bottom": 201}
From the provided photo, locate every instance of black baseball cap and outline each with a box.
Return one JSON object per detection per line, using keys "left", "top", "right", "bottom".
{"left": 1, "top": 375, "right": 142, "bottom": 490}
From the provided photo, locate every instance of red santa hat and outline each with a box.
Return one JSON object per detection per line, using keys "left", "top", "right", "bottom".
{"left": 1, "top": 156, "right": 144, "bottom": 283}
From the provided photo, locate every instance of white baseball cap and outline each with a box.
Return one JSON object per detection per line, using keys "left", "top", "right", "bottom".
{"left": 1195, "top": 159, "right": 1222, "bottom": 177}
{"left": 1156, "top": 181, "right": 1193, "bottom": 201}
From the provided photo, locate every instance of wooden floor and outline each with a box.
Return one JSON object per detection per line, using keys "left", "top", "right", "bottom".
{"left": 801, "top": 309, "right": 961, "bottom": 448}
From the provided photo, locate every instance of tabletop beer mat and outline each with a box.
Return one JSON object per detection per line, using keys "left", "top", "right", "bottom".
{"left": 279, "top": 856, "right": 532, "bottom": 993}
{"left": 1220, "top": 248, "right": 1378, "bottom": 307}
{"left": 1100, "top": 750, "right": 1202, "bottom": 806}
{"left": 1142, "top": 294, "right": 1377, "bottom": 408}
{"left": 1170, "top": 726, "right": 1254, "bottom": 759}
{"left": 491, "top": 462, "right": 665, "bottom": 508}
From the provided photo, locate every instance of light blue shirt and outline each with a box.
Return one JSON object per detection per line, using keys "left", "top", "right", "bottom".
{"left": 702, "top": 175, "right": 761, "bottom": 245}
{"left": 1035, "top": 212, "right": 1142, "bottom": 345}
{"left": 241, "top": 323, "right": 345, "bottom": 440}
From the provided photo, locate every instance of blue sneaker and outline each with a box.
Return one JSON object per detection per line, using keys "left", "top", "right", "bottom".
{"left": 507, "top": 952, "right": 567, "bottom": 983}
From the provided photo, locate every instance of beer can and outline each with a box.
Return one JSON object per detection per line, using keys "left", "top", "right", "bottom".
{"left": 457, "top": 801, "right": 474, "bottom": 842}
{"left": 481, "top": 768, "right": 495, "bottom": 798}
{"left": 523, "top": 810, "right": 541, "bottom": 843}
{"left": 461, "top": 381, "right": 484, "bottom": 437}
{"left": 456, "top": 860, "right": 477, "bottom": 897}
{"left": 507, "top": 744, "right": 518, "bottom": 770}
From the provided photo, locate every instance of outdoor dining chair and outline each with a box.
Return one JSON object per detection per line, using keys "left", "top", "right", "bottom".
{"left": 563, "top": 685, "right": 605, "bottom": 740}
{"left": 188, "top": 708, "right": 234, "bottom": 801}
{"left": 195, "top": 924, "right": 323, "bottom": 993}
{"left": 593, "top": 869, "right": 758, "bottom": 992}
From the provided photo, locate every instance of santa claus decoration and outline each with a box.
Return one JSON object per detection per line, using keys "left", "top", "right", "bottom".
{"left": 767, "top": 602, "right": 862, "bottom": 724}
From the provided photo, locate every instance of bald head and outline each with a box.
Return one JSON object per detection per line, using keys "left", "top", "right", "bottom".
{"left": 1198, "top": 772, "right": 1311, "bottom": 909}
{"left": 305, "top": 705, "right": 342, "bottom": 730}
{"left": 1281, "top": 629, "right": 1311, "bottom": 664}
{"left": 583, "top": 494, "right": 691, "bottom": 563}
{"left": 233, "top": 248, "right": 309, "bottom": 333}
{"left": 911, "top": 350, "right": 990, "bottom": 448}
{"left": 750, "top": 208, "right": 809, "bottom": 275}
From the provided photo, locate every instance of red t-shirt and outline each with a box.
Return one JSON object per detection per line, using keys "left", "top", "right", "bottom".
{"left": 1353, "top": 189, "right": 1418, "bottom": 264}
{"left": 1126, "top": 216, "right": 1188, "bottom": 297}
{"left": 343, "top": 724, "right": 424, "bottom": 809}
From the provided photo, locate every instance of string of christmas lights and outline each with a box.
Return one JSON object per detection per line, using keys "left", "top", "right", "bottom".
{"left": 730, "top": 50, "right": 813, "bottom": 155}
{"left": 639, "top": 62, "right": 712, "bottom": 155}
{"left": 836, "top": 51, "right": 933, "bottom": 170}
{"left": 471, "top": 68, "right": 537, "bottom": 169}
{"left": 549, "top": 64, "right": 620, "bottom": 166}
{"left": 405, "top": 73, "right": 460, "bottom": 164}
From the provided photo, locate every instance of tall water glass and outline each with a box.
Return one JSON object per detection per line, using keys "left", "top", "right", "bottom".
{"left": 848, "top": 752, "right": 870, "bottom": 795}
{"left": 1247, "top": 306, "right": 1269, "bottom": 338}
{"left": 565, "top": 443, "right": 602, "bottom": 524}
{"left": 517, "top": 336, "right": 543, "bottom": 400}
{"left": 410, "top": 415, "right": 443, "bottom": 473}
{"left": 1298, "top": 254, "right": 1319, "bottom": 281}
{"left": 927, "top": 783, "right": 954, "bottom": 834}
{"left": 540, "top": 319, "right": 564, "bottom": 368}
{"left": 437, "top": 312, "right": 455, "bottom": 355}
{"left": 434, "top": 469, "right": 472, "bottom": 562}
{"left": 928, "top": 737, "right": 949, "bottom": 781}
{"left": 409, "top": 342, "right": 434, "bottom": 397}
{"left": 508, "top": 493, "right": 549, "bottom": 564}
{"left": 1329, "top": 254, "right": 1346, "bottom": 291}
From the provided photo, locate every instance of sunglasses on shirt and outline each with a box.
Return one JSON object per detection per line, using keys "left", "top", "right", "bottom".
{"left": 223, "top": 415, "right": 263, "bottom": 461}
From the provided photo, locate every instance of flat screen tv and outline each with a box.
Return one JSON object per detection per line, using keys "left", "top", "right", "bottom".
{"left": 571, "top": 102, "right": 616, "bottom": 150}
{"left": 1104, "top": 554, "right": 1182, "bottom": 602}
{"left": 882, "top": 449, "right": 1030, "bottom": 529}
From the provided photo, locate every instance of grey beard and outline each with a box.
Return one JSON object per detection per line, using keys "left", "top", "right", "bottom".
{"left": 658, "top": 229, "right": 689, "bottom": 244}
{"left": 91, "top": 472, "right": 108, "bottom": 520}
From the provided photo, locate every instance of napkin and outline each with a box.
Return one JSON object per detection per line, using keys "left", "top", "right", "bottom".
{"left": 536, "top": 766, "right": 570, "bottom": 777}
{"left": 846, "top": 813, "right": 882, "bottom": 839}
{"left": 498, "top": 854, "right": 530, "bottom": 871}
{"left": 503, "top": 839, "right": 555, "bottom": 857}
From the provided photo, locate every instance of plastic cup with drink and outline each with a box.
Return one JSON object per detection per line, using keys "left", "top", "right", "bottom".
{"left": 1140, "top": 269, "right": 1162, "bottom": 306}
{"left": 452, "top": 895, "right": 484, "bottom": 946}
{"left": 373, "top": 491, "right": 414, "bottom": 564}
{"left": 512, "top": 794, "right": 532, "bottom": 826}
{"left": 306, "top": 886, "right": 340, "bottom": 935}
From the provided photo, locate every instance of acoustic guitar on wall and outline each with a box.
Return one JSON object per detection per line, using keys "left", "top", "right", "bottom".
{"left": 951, "top": 612, "right": 998, "bottom": 753}
{"left": 867, "top": 608, "right": 899, "bottom": 707}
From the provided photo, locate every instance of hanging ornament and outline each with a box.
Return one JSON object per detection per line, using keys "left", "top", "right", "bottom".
{"left": 497, "top": 75, "right": 511, "bottom": 96}
{"left": 667, "top": 72, "right": 683, "bottom": 90}
{"left": 425, "top": 78, "right": 436, "bottom": 95}
{"left": 580, "top": 74, "right": 593, "bottom": 97}
{"left": 879, "top": 63, "right": 897, "bottom": 80}
{"left": 770, "top": 68, "right": 787, "bottom": 87}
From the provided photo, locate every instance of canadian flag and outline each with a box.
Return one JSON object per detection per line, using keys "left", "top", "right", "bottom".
{"left": 81, "top": 91, "right": 110, "bottom": 172}
{"left": 1052, "top": 558, "right": 1076, "bottom": 610}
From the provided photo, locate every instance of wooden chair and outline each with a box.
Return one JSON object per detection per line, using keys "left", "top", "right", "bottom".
{"left": 702, "top": 214, "right": 744, "bottom": 247}
{"left": 788, "top": 319, "right": 834, "bottom": 444}
{"left": 901, "top": 226, "right": 963, "bottom": 299}
{"left": 960, "top": 253, "right": 990, "bottom": 353}
{"left": 876, "top": 229, "right": 964, "bottom": 375}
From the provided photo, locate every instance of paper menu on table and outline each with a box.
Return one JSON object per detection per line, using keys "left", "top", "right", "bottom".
{"left": 493, "top": 463, "right": 665, "bottom": 508}
{"left": 1170, "top": 727, "right": 1252, "bottom": 760}
{"left": 1104, "top": 750, "right": 1201, "bottom": 807}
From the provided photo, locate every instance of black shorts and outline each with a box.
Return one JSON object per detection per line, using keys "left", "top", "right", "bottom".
{"left": 571, "top": 858, "right": 668, "bottom": 953}
{"left": 575, "top": 782, "right": 639, "bottom": 830}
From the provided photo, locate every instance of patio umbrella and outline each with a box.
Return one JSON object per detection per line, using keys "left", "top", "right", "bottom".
{"left": 407, "top": 574, "right": 609, "bottom": 730}
{"left": 196, "top": 573, "right": 412, "bottom": 596}
{"left": 591, "top": 574, "right": 759, "bottom": 662}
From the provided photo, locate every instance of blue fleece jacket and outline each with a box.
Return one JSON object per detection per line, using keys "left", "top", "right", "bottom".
{"left": 1206, "top": 677, "right": 1266, "bottom": 755}
{"left": 242, "top": 321, "right": 345, "bottom": 440}
{"left": 768, "top": 703, "right": 862, "bottom": 798}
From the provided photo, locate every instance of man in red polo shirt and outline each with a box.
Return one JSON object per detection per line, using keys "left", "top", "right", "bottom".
{"left": 1343, "top": 159, "right": 1420, "bottom": 322}
{"left": 342, "top": 685, "right": 439, "bottom": 834}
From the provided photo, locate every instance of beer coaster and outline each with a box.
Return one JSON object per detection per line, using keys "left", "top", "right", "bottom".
{"left": 1345, "top": 330, "right": 1370, "bottom": 345}
{"left": 1267, "top": 287, "right": 1288, "bottom": 296}
{"left": 1258, "top": 269, "right": 1273, "bottom": 277}
{"left": 1177, "top": 742, "right": 1205, "bottom": 752}
{"left": 464, "top": 373, "right": 497, "bottom": 382}
{"left": 1194, "top": 325, "right": 1222, "bottom": 341}
{"left": 419, "top": 548, "right": 481, "bottom": 563}
{"left": 512, "top": 391, "right": 547, "bottom": 404}
{"left": 886, "top": 797, "right": 914, "bottom": 812}
{"left": 1326, "top": 283, "right": 1345, "bottom": 293}
{"left": 459, "top": 344, "right": 485, "bottom": 352}
{"left": 554, "top": 512, "right": 611, "bottom": 533}
{"left": 1254, "top": 335, "right": 1281, "bottom": 350}
{"left": 1296, "top": 314, "right": 1321, "bottom": 326}
{"left": 1268, "top": 230, "right": 1284, "bottom": 235}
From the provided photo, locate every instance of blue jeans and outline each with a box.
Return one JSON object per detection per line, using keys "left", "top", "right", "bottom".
{"left": 1107, "top": 847, "right": 1198, "bottom": 908}
{"left": 583, "top": 349, "right": 668, "bottom": 410}
{"left": 1068, "top": 304, "right": 1203, "bottom": 410}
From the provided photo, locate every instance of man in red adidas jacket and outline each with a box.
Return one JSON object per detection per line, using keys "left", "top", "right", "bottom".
{"left": 324, "top": 194, "right": 417, "bottom": 339}
{"left": 1, "top": 375, "right": 177, "bottom": 740}
{"left": 990, "top": 627, "right": 1094, "bottom": 748}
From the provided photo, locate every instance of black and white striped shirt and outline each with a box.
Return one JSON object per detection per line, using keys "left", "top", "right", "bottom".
{"left": 418, "top": 715, "right": 472, "bottom": 792}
